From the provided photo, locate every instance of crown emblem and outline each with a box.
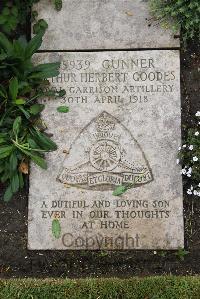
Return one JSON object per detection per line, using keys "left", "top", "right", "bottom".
{"left": 96, "top": 112, "right": 115, "bottom": 132}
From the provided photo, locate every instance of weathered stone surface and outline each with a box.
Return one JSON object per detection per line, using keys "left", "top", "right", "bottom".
{"left": 28, "top": 50, "right": 183, "bottom": 250}
{"left": 33, "top": 0, "right": 179, "bottom": 50}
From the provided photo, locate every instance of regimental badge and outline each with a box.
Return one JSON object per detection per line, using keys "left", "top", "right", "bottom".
{"left": 57, "top": 111, "right": 153, "bottom": 190}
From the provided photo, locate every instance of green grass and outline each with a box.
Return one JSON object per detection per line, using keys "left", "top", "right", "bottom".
{"left": 0, "top": 276, "right": 200, "bottom": 299}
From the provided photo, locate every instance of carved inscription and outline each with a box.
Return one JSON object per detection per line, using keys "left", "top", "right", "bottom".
{"left": 40, "top": 198, "right": 171, "bottom": 249}
{"left": 58, "top": 111, "right": 153, "bottom": 190}
{"left": 50, "top": 56, "right": 177, "bottom": 105}
{"left": 28, "top": 51, "right": 184, "bottom": 250}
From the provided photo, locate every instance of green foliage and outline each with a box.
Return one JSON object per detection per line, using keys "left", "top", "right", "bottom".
{"left": 57, "top": 106, "right": 69, "bottom": 113}
{"left": 175, "top": 248, "right": 190, "bottom": 261}
{"left": 0, "top": 3, "right": 19, "bottom": 34}
{"left": 150, "top": 0, "right": 200, "bottom": 42}
{"left": 33, "top": 19, "right": 48, "bottom": 35}
{"left": 178, "top": 112, "right": 200, "bottom": 198}
{"left": 0, "top": 32, "right": 60, "bottom": 201}
{"left": 52, "top": 218, "right": 61, "bottom": 239}
{"left": 113, "top": 183, "right": 135, "bottom": 196}
{"left": 157, "top": 251, "right": 167, "bottom": 257}
{"left": 0, "top": 0, "right": 40, "bottom": 35}
{"left": 112, "top": 185, "right": 128, "bottom": 196}
{"left": 98, "top": 250, "right": 109, "bottom": 257}
{"left": 0, "top": 0, "right": 62, "bottom": 36}
{"left": 0, "top": 276, "right": 200, "bottom": 299}
{"left": 54, "top": 0, "right": 62, "bottom": 11}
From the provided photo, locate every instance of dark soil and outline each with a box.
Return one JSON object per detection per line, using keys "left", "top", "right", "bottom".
{"left": 0, "top": 42, "right": 200, "bottom": 279}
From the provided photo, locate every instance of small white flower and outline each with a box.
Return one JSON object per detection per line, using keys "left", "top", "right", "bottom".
{"left": 153, "top": 251, "right": 157, "bottom": 254}
{"left": 187, "top": 167, "right": 192, "bottom": 174}
{"left": 198, "top": 183, "right": 200, "bottom": 187}
{"left": 189, "top": 145, "right": 194, "bottom": 150}
{"left": 178, "top": 146, "right": 181, "bottom": 151}
{"left": 191, "top": 185, "right": 194, "bottom": 190}
{"left": 193, "top": 190, "right": 198, "bottom": 196}
{"left": 195, "top": 111, "right": 200, "bottom": 117}
{"left": 182, "top": 144, "right": 187, "bottom": 148}
{"left": 193, "top": 156, "right": 198, "bottom": 162}
{"left": 187, "top": 189, "right": 192, "bottom": 195}
{"left": 187, "top": 174, "right": 191, "bottom": 177}
{"left": 181, "top": 169, "right": 187, "bottom": 175}
{"left": 197, "top": 192, "right": 200, "bottom": 197}
{"left": 176, "top": 159, "right": 180, "bottom": 164}
{"left": 194, "top": 131, "right": 199, "bottom": 136}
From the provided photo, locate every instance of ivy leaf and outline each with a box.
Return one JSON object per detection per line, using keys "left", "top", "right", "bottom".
{"left": 57, "top": 106, "right": 69, "bottom": 113}
{"left": 30, "top": 104, "right": 45, "bottom": 115}
{"left": 52, "top": 219, "right": 61, "bottom": 239}
{"left": 9, "top": 77, "right": 18, "bottom": 100}
{"left": 112, "top": 185, "right": 128, "bottom": 196}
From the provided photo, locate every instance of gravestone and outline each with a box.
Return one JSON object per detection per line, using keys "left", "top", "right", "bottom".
{"left": 34, "top": 0, "right": 179, "bottom": 50}
{"left": 28, "top": 0, "right": 184, "bottom": 250}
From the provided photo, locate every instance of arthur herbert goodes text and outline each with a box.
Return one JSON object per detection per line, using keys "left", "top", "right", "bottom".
{"left": 50, "top": 57, "right": 176, "bottom": 105}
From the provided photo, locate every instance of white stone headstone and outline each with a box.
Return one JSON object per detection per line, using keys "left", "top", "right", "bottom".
{"left": 28, "top": 50, "right": 184, "bottom": 250}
